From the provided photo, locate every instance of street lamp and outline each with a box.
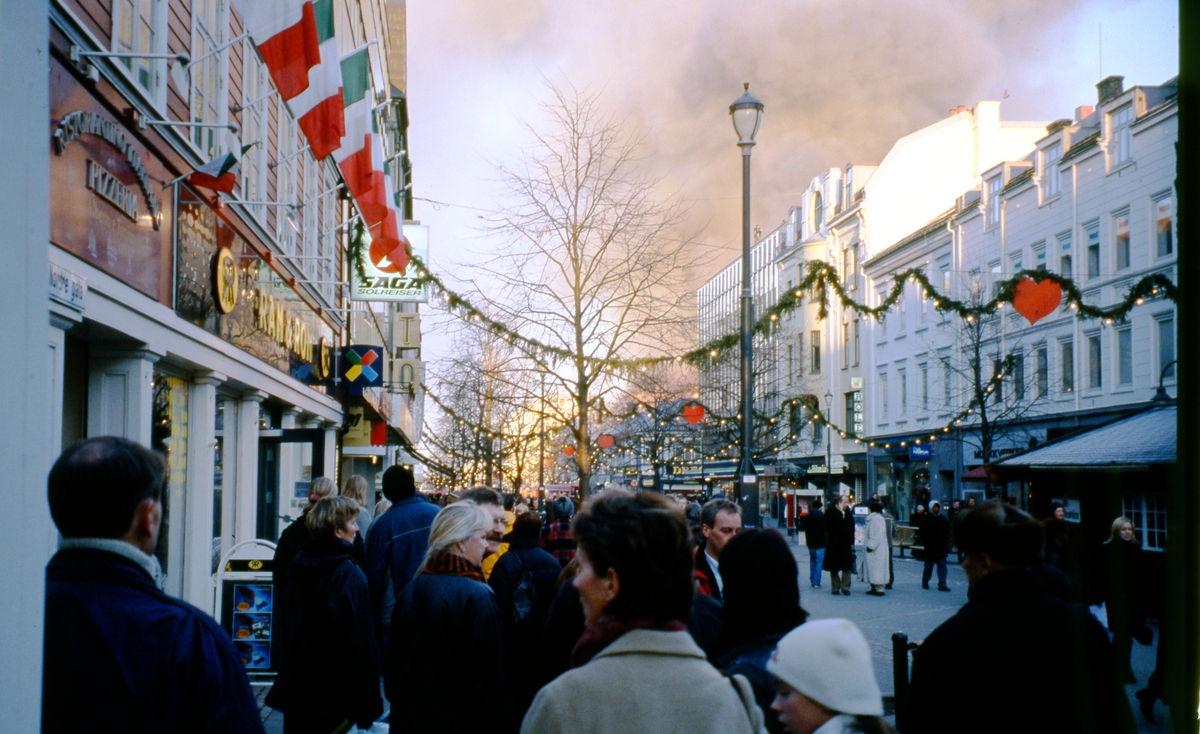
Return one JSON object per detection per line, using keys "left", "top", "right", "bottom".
{"left": 539, "top": 372, "right": 546, "bottom": 511}
{"left": 825, "top": 391, "right": 834, "bottom": 508}
{"left": 730, "top": 83, "right": 764, "bottom": 527}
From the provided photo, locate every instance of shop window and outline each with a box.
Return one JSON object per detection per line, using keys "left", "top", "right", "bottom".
{"left": 151, "top": 372, "right": 189, "bottom": 593}
{"left": 1123, "top": 493, "right": 1166, "bottom": 551}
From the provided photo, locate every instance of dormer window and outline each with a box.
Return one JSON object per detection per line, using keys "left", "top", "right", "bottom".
{"left": 1110, "top": 104, "right": 1134, "bottom": 165}
{"left": 813, "top": 191, "right": 824, "bottom": 228}
{"left": 987, "top": 176, "right": 1001, "bottom": 226}
{"left": 1042, "top": 143, "right": 1061, "bottom": 197}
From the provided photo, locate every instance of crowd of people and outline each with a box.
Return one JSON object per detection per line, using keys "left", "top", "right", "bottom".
{"left": 42, "top": 436, "right": 1152, "bottom": 733}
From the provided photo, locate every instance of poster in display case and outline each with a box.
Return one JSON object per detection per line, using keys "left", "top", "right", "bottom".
{"left": 220, "top": 579, "right": 278, "bottom": 673}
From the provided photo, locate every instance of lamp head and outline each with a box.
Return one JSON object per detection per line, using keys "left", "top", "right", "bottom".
{"left": 729, "top": 83, "right": 764, "bottom": 146}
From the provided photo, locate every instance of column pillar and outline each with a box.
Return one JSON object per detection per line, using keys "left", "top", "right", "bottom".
{"left": 233, "top": 391, "right": 268, "bottom": 545}
{"left": 279, "top": 407, "right": 301, "bottom": 528}
{"left": 87, "top": 345, "right": 163, "bottom": 445}
{"left": 182, "top": 372, "right": 224, "bottom": 612}
{"left": 321, "top": 420, "right": 339, "bottom": 490}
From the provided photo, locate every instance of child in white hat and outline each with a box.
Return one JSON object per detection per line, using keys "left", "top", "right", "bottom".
{"left": 766, "top": 618, "right": 895, "bottom": 734}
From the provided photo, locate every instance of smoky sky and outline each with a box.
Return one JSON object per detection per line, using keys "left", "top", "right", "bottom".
{"left": 407, "top": 0, "right": 1170, "bottom": 293}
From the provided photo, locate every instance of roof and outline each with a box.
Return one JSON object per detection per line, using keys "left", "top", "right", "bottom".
{"left": 994, "top": 405, "right": 1175, "bottom": 471}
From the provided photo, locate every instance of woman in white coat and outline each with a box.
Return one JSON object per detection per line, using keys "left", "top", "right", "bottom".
{"left": 862, "top": 501, "right": 889, "bottom": 596}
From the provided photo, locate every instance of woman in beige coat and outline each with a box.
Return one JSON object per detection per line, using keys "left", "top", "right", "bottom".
{"left": 862, "top": 501, "right": 889, "bottom": 596}
{"left": 520, "top": 490, "right": 767, "bottom": 734}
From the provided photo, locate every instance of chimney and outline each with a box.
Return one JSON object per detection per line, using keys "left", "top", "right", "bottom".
{"left": 958, "top": 105, "right": 966, "bottom": 114}
{"left": 1097, "top": 75, "right": 1125, "bottom": 105}
{"left": 1075, "top": 105, "right": 1094, "bottom": 122}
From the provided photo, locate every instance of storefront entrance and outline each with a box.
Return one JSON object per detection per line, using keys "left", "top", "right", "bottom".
{"left": 257, "top": 429, "right": 326, "bottom": 543}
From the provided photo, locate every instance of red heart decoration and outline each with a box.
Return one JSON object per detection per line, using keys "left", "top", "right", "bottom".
{"left": 563, "top": 445, "right": 576, "bottom": 457}
{"left": 1012, "top": 277, "right": 1063, "bottom": 325}
{"left": 597, "top": 434, "right": 615, "bottom": 449}
{"left": 682, "top": 404, "right": 705, "bottom": 425}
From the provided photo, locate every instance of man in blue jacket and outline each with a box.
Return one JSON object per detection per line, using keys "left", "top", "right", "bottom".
{"left": 365, "top": 464, "right": 440, "bottom": 642}
{"left": 43, "top": 436, "right": 263, "bottom": 734}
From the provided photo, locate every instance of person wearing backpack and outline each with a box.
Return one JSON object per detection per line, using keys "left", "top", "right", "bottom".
{"left": 490, "top": 511, "right": 565, "bottom": 726}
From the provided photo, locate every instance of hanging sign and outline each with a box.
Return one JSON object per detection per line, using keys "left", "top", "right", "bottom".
{"left": 350, "top": 224, "right": 430, "bottom": 302}
{"left": 340, "top": 345, "right": 384, "bottom": 388}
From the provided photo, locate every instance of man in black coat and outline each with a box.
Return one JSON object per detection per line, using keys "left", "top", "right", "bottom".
{"left": 43, "top": 437, "right": 264, "bottom": 733}
{"left": 823, "top": 494, "right": 855, "bottom": 595}
{"left": 921, "top": 500, "right": 951, "bottom": 591}
{"left": 906, "top": 502, "right": 1135, "bottom": 734}
{"left": 801, "top": 498, "right": 828, "bottom": 588}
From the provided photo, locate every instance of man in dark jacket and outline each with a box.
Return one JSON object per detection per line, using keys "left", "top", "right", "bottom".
{"left": 800, "top": 498, "right": 828, "bottom": 588}
{"left": 823, "top": 494, "right": 855, "bottom": 595}
{"left": 694, "top": 498, "right": 741, "bottom": 601}
{"left": 906, "top": 502, "right": 1134, "bottom": 734}
{"left": 43, "top": 437, "right": 264, "bottom": 733}
{"left": 366, "top": 464, "right": 440, "bottom": 636}
{"left": 921, "top": 500, "right": 951, "bottom": 591}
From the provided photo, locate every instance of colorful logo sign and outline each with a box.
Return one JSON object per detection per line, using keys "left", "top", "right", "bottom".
{"left": 340, "top": 345, "right": 383, "bottom": 388}
{"left": 214, "top": 246, "right": 239, "bottom": 314}
{"left": 350, "top": 224, "right": 430, "bottom": 303}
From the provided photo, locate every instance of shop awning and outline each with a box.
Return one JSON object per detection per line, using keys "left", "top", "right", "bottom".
{"left": 961, "top": 466, "right": 992, "bottom": 482}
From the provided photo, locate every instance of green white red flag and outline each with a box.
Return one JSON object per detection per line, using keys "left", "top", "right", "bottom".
{"left": 189, "top": 143, "right": 255, "bottom": 194}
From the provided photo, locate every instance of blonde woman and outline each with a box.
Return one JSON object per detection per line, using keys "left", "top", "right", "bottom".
{"left": 273, "top": 477, "right": 339, "bottom": 594}
{"left": 387, "top": 502, "right": 508, "bottom": 732}
{"left": 1103, "top": 516, "right": 1149, "bottom": 683}
{"left": 340, "top": 474, "right": 374, "bottom": 542}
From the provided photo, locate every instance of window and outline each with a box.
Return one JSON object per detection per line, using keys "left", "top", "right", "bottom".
{"left": 810, "top": 331, "right": 822, "bottom": 373}
{"left": 842, "top": 323, "right": 850, "bottom": 369}
{"left": 987, "top": 176, "right": 1001, "bottom": 226}
{"left": 1085, "top": 222, "right": 1100, "bottom": 279}
{"left": 897, "top": 292, "right": 907, "bottom": 333}
{"left": 1110, "top": 104, "right": 1134, "bottom": 165}
{"left": 919, "top": 363, "right": 929, "bottom": 412}
{"left": 813, "top": 420, "right": 824, "bottom": 445}
{"left": 1123, "top": 493, "right": 1166, "bottom": 551}
{"left": 989, "top": 262, "right": 1001, "bottom": 298}
{"left": 1036, "top": 345, "right": 1048, "bottom": 398}
{"left": 787, "top": 344, "right": 794, "bottom": 385}
{"left": 853, "top": 320, "right": 860, "bottom": 366}
{"left": 242, "top": 44, "right": 268, "bottom": 220}
{"left": 813, "top": 191, "right": 824, "bottom": 229}
{"left": 898, "top": 368, "right": 907, "bottom": 416}
{"left": 992, "top": 358, "right": 1003, "bottom": 403}
{"left": 1087, "top": 333, "right": 1102, "bottom": 389}
{"left": 1013, "top": 352, "right": 1025, "bottom": 401}
{"left": 1058, "top": 232, "right": 1072, "bottom": 277}
{"left": 1117, "top": 328, "right": 1133, "bottom": 386}
{"left": 1061, "top": 339, "right": 1075, "bottom": 393}
{"left": 276, "top": 112, "right": 299, "bottom": 251}
{"left": 1113, "top": 210, "right": 1130, "bottom": 270}
{"left": 191, "top": 0, "right": 229, "bottom": 156}
{"left": 878, "top": 372, "right": 889, "bottom": 422}
{"left": 941, "top": 352, "right": 953, "bottom": 408}
{"left": 1043, "top": 143, "right": 1062, "bottom": 197}
{"left": 1033, "top": 242, "right": 1046, "bottom": 271}
{"left": 845, "top": 166, "right": 853, "bottom": 207}
{"left": 940, "top": 261, "right": 951, "bottom": 296}
{"left": 1010, "top": 252, "right": 1024, "bottom": 275}
{"left": 1155, "top": 194, "right": 1173, "bottom": 257}
{"left": 1157, "top": 316, "right": 1175, "bottom": 380}
{"left": 114, "top": 0, "right": 164, "bottom": 102}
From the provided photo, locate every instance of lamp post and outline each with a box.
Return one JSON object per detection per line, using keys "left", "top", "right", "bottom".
{"left": 825, "top": 391, "right": 834, "bottom": 508}
{"left": 730, "top": 84, "right": 764, "bottom": 527}
{"left": 539, "top": 371, "right": 546, "bottom": 511}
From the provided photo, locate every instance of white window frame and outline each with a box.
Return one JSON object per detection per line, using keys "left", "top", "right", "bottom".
{"left": 1086, "top": 331, "right": 1103, "bottom": 390}
{"left": 112, "top": 0, "right": 168, "bottom": 109}
{"left": 987, "top": 176, "right": 1001, "bottom": 226}
{"left": 1042, "top": 142, "right": 1061, "bottom": 198}
{"left": 1115, "top": 326, "right": 1133, "bottom": 387}
{"left": 241, "top": 42, "right": 269, "bottom": 222}
{"left": 190, "top": 0, "right": 230, "bottom": 157}
{"left": 1113, "top": 208, "right": 1131, "bottom": 271}
{"left": 1153, "top": 192, "right": 1173, "bottom": 258}
{"left": 1084, "top": 221, "right": 1101, "bottom": 280}
{"left": 1155, "top": 314, "right": 1176, "bottom": 382}
{"left": 1122, "top": 493, "right": 1166, "bottom": 551}
{"left": 1109, "top": 104, "right": 1134, "bottom": 166}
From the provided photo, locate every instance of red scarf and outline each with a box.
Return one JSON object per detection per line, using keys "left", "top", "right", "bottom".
{"left": 570, "top": 614, "right": 687, "bottom": 668}
{"left": 424, "top": 551, "right": 486, "bottom": 583}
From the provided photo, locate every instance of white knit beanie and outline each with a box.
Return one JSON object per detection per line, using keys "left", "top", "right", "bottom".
{"left": 766, "top": 618, "right": 883, "bottom": 716}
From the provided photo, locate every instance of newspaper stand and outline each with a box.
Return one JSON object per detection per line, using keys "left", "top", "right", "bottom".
{"left": 215, "top": 540, "right": 278, "bottom": 687}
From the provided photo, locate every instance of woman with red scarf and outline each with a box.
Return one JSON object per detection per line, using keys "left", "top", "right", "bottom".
{"left": 387, "top": 501, "right": 510, "bottom": 732}
{"left": 520, "top": 490, "right": 768, "bottom": 734}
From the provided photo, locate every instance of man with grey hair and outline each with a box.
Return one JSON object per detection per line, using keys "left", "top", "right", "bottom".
{"left": 694, "top": 498, "right": 742, "bottom": 601}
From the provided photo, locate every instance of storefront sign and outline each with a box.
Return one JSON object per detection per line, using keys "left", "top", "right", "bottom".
{"left": 909, "top": 445, "right": 932, "bottom": 459}
{"left": 49, "top": 263, "right": 86, "bottom": 311}
{"left": 848, "top": 390, "right": 864, "bottom": 435}
{"left": 393, "top": 358, "right": 420, "bottom": 391}
{"left": 340, "top": 346, "right": 384, "bottom": 388}
{"left": 214, "top": 247, "right": 239, "bottom": 314}
{"left": 255, "top": 290, "right": 315, "bottom": 363}
{"left": 391, "top": 313, "right": 421, "bottom": 351}
{"left": 350, "top": 224, "right": 430, "bottom": 302}
{"left": 54, "top": 110, "right": 162, "bottom": 229}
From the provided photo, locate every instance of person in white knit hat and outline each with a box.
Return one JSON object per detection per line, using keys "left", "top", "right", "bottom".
{"left": 766, "top": 618, "right": 895, "bottom": 734}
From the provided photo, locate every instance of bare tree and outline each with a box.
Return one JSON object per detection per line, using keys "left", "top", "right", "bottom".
{"left": 462, "top": 82, "right": 703, "bottom": 497}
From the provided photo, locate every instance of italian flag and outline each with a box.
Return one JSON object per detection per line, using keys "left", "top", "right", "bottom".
{"left": 286, "top": 0, "right": 343, "bottom": 159}
{"left": 335, "top": 46, "right": 408, "bottom": 274}
{"left": 233, "top": 0, "right": 321, "bottom": 101}
{"left": 189, "top": 144, "right": 255, "bottom": 194}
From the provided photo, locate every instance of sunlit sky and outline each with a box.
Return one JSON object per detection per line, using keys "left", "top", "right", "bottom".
{"left": 405, "top": 0, "right": 1178, "bottom": 366}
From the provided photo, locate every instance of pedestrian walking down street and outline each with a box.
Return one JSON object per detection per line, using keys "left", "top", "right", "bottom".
{"left": 266, "top": 497, "right": 382, "bottom": 734}
{"left": 542, "top": 496, "right": 578, "bottom": 567}
{"left": 273, "top": 477, "right": 343, "bottom": 599}
{"left": 1042, "top": 502, "right": 1070, "bottom": 572}
{"left": 520, "top": 490, "right": 768, "bottom": 734}
{"left": 459, "top": 486, "right": 509, "bottom": 579}
{"left": 535, "top": 557, "right": 585, "bottom": 690}
{"left": 906, "top": 502, "right": 1134, "bottom": 734}
{"left": 712, "top": 529, "right": 810, "bottom": 734}
{"left": 694, "top": 498, "right": 743, "bottom": 601}
{"left": 1101, "top": 516, "right": 1151, "bottom": 684}
{"left": 800, "top": 499, "right": 827, "bottom": 588}
{"left": 43, "top": 437, "right": 264, "bottom": 733}
{"left": 767, "top": 619, "right": 894, "bottom": 734}
{"left": 340, "top": 474, "right": 374, "bottom": 542}
{"left": 823, "top": 495, "right": 855, "bottom": 596}
{"left": 920, "top": 501, "right": 951, "bottom": 591}
{"left": 388, "top": 501, "right": 511, "bottom": 733}
{"left": 863, "top": 501, "right": 889, "bottom": 596}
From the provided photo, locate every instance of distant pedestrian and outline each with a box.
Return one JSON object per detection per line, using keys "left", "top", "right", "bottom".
{"left": 863, "top": 501, "right": 889, "bottom": 596}
{"left": 921, "top": 501, "right": 951, "bottom": 591}
{"left": 388, "top": 501, "right": 509, "bottom": 733}
{"left": 340, "top": 474, "right": 374, "bottom": 541}
{"left": 520, "top": 490, "right": 767, "bottom": 734}
{"left": 800, "top": 499, "right": 827, "bottom": 589}
{"left": 823, "top": 495, "right": 855, "bottom": 596}
{"left": 459, "top": 487, "right": 508, "bottom": 579}
{"left": 712, "top": 529, "right": 809, "bottom": 734}
{"left": 1101, "top": 516, "right": 1150, "bottom": 683}
{"left": 374, "top": 497, "right": 392, "bottom": 517}
{"left": 43, "top": 437, "right": 264, "bottom": 733}
{"left": 1042, "top": 502, "right": 1070, "bottom": 571}
{"left": 767, "top": 618, "right": 893, "bottom": 734}
{"left": 365, "top": 464, "right": 440, "bottom": 648}
{"left": 267, "top": 497, "right": 382, "bottom": 734}
{"left": 687, "top": 501, "right": 704, "bottom": 545}
{"left": 907, "top": 502, "right": 1134, "bottom": 733}
{"left": 542, "top": 496, "right": 578, "bottom": 567}
{"left": 695, "top": 498, "right": 743, "bottom": 601}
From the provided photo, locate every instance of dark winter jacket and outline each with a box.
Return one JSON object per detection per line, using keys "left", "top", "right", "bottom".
{"left": 687, "top": 592, "right": 725, "bottom": 657}
{"left": 823, "top": 506, "right": 855, "bottom": 572}
{"left": 801, "top": 508, "right": 827, "bottom": 549}
{"left": 365, "top": 496, "right": 440, "bottom": 629}
{"left": 716, "top": 633, "right": 789, "bottom": 734}
{"left": 43, "top": 548, "right": 264, "bottom": 734}
{"left": 388, "top": 570, "right": 509, "bottom": 733}
{"left": 266, "top": 538, "right": 382, "bottom": 731}
{"left": 921, "top": 511, "right": 951, "bottom": 560}
{"left": 907, "top": 569, "right": 1135, "bottom": 734}
{"left": 694, "top": 540, "right": 722, "bottom": 601}
{"left": 537, "top": 577, "right": 586, "bottom": 691}
{"left": 273, "top": 513, "right": 365, "bottom": 595}
{"left": 541, "top": 519, "right": 577, "bottom": 567}
{"left": 1101, "top": 539, "right": 1147, "bottom": 639}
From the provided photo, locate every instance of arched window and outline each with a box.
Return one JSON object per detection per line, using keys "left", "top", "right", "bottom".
{"left": 813, "top": 191, "right": 824, "bottom": 228}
